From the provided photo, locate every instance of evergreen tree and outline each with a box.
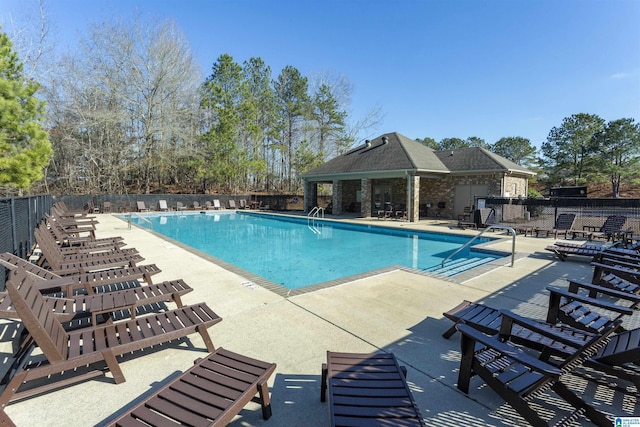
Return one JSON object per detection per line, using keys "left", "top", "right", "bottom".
{"left": 593, "top": 118, "right": 640, "bottom": 198}
{"left": 0, "top": 28, "right": 52, "bottom": 193}
{"left": 491, "top": 136, "right": 537, "bottom": 167}
{"left": 541, "top": 113, "right": 604, "bottom": 185}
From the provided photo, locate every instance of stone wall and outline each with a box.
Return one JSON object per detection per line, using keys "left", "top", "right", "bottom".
{"left": 419, "top": 174, "right": 510, "bottom": 219}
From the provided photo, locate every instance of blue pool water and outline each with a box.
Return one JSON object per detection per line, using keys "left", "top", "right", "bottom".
{"left": 128, "top": 212, "right": 501, "bottom": 289}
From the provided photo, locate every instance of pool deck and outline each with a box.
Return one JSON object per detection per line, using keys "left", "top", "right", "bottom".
{"left": 2, "top": 212, "right": 639, "bottom": 426}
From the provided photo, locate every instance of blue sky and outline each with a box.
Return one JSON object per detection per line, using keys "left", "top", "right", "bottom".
{"left": 1, "top": 0, "right": 639, "bottom": 148}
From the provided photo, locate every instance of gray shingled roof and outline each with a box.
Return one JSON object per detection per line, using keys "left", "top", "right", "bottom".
{"left": 302, "top": 132, "right": 535, "bottom": 179}
{"left": 302, "top": 132, "right": 449, "bottom": 178}
{"left": 435, "top": 147, "right": 535, "bottom": 175}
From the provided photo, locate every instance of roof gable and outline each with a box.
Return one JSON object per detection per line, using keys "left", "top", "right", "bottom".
{"left": 303, "top": 132, "right": 449, "bottom": 177}
{"left": 302, "top": 132, "right": 535, "bottom": 179}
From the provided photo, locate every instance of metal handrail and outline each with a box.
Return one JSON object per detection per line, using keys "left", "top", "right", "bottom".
{"left": 441, "top": 224, "right": 516, "bottom": 269}
{"left": 307, "top": 206, "right": 324, "bottom": 218}
{"left": 307, "top": 207, "right": 324, "bottom": 234}
{"left": 128, "top": 212, "right": 152, "bottom": 230}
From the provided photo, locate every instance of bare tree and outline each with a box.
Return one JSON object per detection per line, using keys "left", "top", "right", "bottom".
{"left": 47, "top": 15, "right": 202, "bottom": 194}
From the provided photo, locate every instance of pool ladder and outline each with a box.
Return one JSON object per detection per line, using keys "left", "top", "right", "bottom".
{"left": 441, "top": 225, "right": 516, "bottom": 269}
{"left": 307, "top": 207, "right": 324, "bottom": 234}
{"left": 128, "top": 212, "right": 153, "bottom": 230}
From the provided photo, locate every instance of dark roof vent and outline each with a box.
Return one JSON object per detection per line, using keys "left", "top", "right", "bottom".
{"left": 382, "top": 136, "right": 388, "bottom": 144}
{"left": 365, "top": 139, "right": 371, "bottom": 147}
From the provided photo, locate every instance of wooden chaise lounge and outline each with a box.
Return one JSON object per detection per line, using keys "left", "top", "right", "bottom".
{"left": 443, "top": 281, "right": 633, "bottom": 339}
{"left": 0, "top": 266, "right": 221, "bottom": 405}
{"left": 321, "top": 351, "right": 425, "bottom": 426}
{"left": 0, "top": 252, "right": 161, "bottom": 297}
{"left": 535, "top": 213, "right": 576, "bottom": 238}
{"left": 107, "top": 347, "right": 276, "bottom": 426}
{"left": 0, "top": 253, "right": 193, "bottom": 327}
{"left": 35, "top": 227, "right": 145, "bottom": 275}
{"left": 456, "top": 319, "right": 619, "bottom": 427}
{"left": 442, "top": 284, "right": 640, "bottom": 390}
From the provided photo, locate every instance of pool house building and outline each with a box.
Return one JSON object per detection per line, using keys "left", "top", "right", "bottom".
{"left": 302, "top": 132, "right": 536, "bottom": 222}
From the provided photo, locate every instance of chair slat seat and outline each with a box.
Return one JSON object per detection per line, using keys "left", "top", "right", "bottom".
{"left": 322, "top": 351, "right": 425, "bottom": 426}
{"left": 108, "top": 348, "right": 276, "bottom": 427}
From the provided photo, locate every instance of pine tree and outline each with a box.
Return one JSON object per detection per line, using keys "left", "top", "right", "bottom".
{"left": 0, "top": 28, "right": 52, "bottom": 192}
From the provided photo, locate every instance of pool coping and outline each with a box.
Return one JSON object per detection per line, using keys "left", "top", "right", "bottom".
{"left": 119, "top": 211, "right": 516, "bottom": 297}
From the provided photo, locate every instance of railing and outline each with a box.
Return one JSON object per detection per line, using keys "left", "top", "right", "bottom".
{"left": 441, "top": 225, "right": 516, "bottom": 269}
{"left": 128, "top": 212, "right": 152, "bottom": 230}
{"left": 307, "top": 207, "right": 324, "bottom": 234}
{"left": 308, "top": 206, "right": 324, "bottom": 218}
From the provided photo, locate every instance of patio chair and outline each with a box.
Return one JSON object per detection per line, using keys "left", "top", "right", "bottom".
{"left": 106, "top": 347, "right": 276, "bottom": 426}
{"left": 35, "top": 224, "right": 141, "bottom": 264}
{"left": 0, "top": 266, "right": 221, "bottom": 405}
{"left": 175, "top": 201, "right": 187, "bottom": 211}
{"left": 592, "top": 261, "right": 640, "bottom": 291}
{"left": 544, "top": 243, "right": 601, "bottom": 261}
{"left": 535, "top": 213, "right": 576, "bottom": 238}
{"left": 101, "top": 202, "right": 112, "bottom": 213}
{"left": 36, "top": 232, "right": 145, "bottom": 276}
{"left": 228, "top": 199, "right": 237, "bottom": 209}
{"left": 213, "top": 199, "right": 222, "bottom": 210}
{"left": 455, "top": 319, "right": 619, "bottom": 427}
{"left": 158, "top": 200, "right": 169, "bottom": 211}
{"left": 590, "top": 215, "right": 628, "bottom": 241}
{"left": 458, "top": 206, "right": 472, "bottom": 222}
{"left": 442, "top": 280, "right": 635, "bottom": 340}
{"left": 0, "top": 254, "right": 192, "bottom": 327}
{"left": 51, "top": 205, "right": 99, "bottom": 226}
{"left": 44, "top": 223, "right": 125, "bottom": 253}
{"left": 193, "top": 201, "right": 202, "bottom": 210}
{"left": 321, "top": 351, "right": 425, "bottom": 427}
{"left": 0, "top": 252, "right": 161, "bottom": 297}
{"left": 45, "top": 213, "right": 97, "bottom": 239}
{"left": 136, "top": 201, "right": 150, "bottom": 212}
{"left": 47, "top": 217, "right": 124, "bottom": 247}
{"left": 377, "top": 203, "right": 394, "bottom": 220}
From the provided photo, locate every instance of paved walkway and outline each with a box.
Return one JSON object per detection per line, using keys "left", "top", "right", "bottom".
{"left": 1, "top": 213, "right": 638, "bottom": 426}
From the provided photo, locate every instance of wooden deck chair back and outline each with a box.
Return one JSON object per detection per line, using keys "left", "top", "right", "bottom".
{"left": 0, "top": 252, "right": 59, "bottom": 281}
{"left": 5, "top": 268, "right": 69, "bottom": 362}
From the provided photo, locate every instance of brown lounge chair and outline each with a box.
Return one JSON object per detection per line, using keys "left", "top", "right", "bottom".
{"left": 0, "top": 253, "right": 192, "bottom": 327}
{"left": 0, "top": 266, "right": 221, "bottom": 406}
{"left": 106, "top": 348, "right": 276, "bottom": 426}
{"left": 535, "top": 213, "right": 576, "bottom": 238}
{"left": 443, "top": 283, "right": 640, "bottom": 390}
{"left": 443, "top": 281, "right": 634, "bottom": 339}
{"left": 35, "top": 227, "right": 145, "bottom": 276}
{"left": 455, "top": 318, "right": 619, "bottom": 427}
{"left": 321, "top": 351, "right": 425, "bottom": 426}
{"left": 0, "top": 252, "right": 161, "bottom": 297}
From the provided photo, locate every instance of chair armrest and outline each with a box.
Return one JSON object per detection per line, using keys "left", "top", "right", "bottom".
{"left": 567, "top": 279, "right": 640, "bottom": 305}
{"left": 546, "top": 286, "right": 634, "bottom": 315}
{"left": 498, "top": 310, "right": 590, "bottom": 348}
{"left": 456, "top": 324, "right": 562, "bottom": 378}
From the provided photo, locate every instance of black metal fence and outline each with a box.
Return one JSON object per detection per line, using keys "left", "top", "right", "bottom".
{"left": 483, "top": 197, "right": 640, "bottom": 235}
{"left": 0, "top": 195, "right": 52, "bottom": 290}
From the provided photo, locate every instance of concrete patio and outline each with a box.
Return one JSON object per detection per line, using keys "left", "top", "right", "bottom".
{"left": 1, "top": 213, "right": 638, "bottom": 426}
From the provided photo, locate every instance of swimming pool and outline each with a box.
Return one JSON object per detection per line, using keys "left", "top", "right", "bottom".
{"left": 127, "top": 211, "right": 502, "bottom": 290}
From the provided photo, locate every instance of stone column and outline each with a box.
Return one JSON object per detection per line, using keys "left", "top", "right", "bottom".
{"left": 332, "top": 180, "right": 342, "bottom": 215}
{"left": 408, "top": 175, "right": 420, "bottom": 222}
{"left": 361, "top": 178, "right": 371, "bottom": 218}
{"left": 304, "top": 181, "right": 317, "bottom": 213}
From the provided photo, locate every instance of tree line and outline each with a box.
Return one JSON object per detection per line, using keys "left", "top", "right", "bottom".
{"left": 1, "top": 13, "right": 638, "bottom": 198}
